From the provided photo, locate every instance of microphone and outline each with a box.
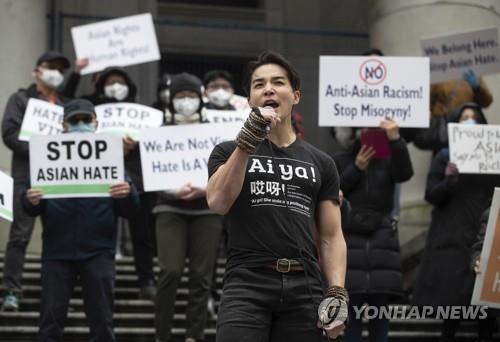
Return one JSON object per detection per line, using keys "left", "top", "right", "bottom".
{"left": 263, "top": 106, "right": 273, "bottom": 133}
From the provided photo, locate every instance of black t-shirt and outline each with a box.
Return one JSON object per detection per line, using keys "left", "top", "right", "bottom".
{"left": 208, "top": 138, "right": 340, "bottom": 273}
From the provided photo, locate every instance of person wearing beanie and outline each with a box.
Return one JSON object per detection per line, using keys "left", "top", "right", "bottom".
{"left": 164, "top": 72, "right": 207, "bottom": 125}
{"left": 153, "top": 73, "right": 223, "bottom": 342}
{"left": 203, "top": 69, "right": 236, "bottom": 110}
{"left": 1, "top": 51, "right": 72, "bottom": 311}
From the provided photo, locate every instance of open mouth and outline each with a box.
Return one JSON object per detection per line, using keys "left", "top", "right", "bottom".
{"left": 263, "top": 100, "right": 279, "bottom": 109}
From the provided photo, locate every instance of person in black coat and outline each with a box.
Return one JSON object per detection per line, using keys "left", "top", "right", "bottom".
{"left": 413, "top": 103, "right": 500, "bottom": 341}
{"left": 1, "top": 51, "right": 72, "bottom": 311}
{"left": 333, "top": 118, "right": 414, "bottom": 342}
{"left": 66, "top": 66, "right": 156, "bottom": 299}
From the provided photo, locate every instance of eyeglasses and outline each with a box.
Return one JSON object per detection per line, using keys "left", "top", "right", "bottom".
{"left": 67, "top": 116, "right": 93, "bottom": 125}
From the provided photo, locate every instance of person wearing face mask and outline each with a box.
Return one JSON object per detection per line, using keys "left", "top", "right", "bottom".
{"left": 203, "top": 70, "right": 236, "bottom": 110}
{"left": 21, "top": 99, "right": 139, "bottom": 342}
{"left": 152, "top": 73, "right": 172, "bottom": 116}
{"left": 83, "top": 66, "right": 157, "bottom": 300}
{"left": 82, "top": 66, "right": 136, "bottom": 105}
{"left": 153, "top": 72, "right": 222, "bottom": 342}
{"left": 1, "top": 51, "right": 72, "bottom": 311}
{"left": 413, "top": 103, "right": 500, "bottom": 341}
{"left": 333, "top": 119, "right": 413, "bottom": 342}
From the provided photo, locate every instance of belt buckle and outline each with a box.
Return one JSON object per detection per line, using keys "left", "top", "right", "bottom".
{"left": 276, "top": 258, "right": 291, "bottom": 273}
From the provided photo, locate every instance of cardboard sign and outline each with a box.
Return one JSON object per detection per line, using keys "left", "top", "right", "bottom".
{"left": 71, "top": 13, "right": 161, "bottom": 74}
{"left": 318, "top": 56, "right": 430, "bottom": 128}
{"left": 448, "top": 123, "right": 500, "bottom": 174}
{"left": 139, "top": 123, "right": 241, "bottom": 191}
{"left": 205, "top": 109, "right": 248, "bottom": 124}
{"left": 29, "top": 134, "right": 124, "bottom": 198}
{"left": 472, "top": 188, "right": 500, "bottom": 309}
{"left": 421, "top": 27, "right": 500, "bottom": 83}
{"left": 0, "top": 171, "right": 13, "bottom": 222}
{"left": 95, "top": 102, "right": 163, "bottom": 139}
{"left": 19, "top": 99, "right": 63, "bottom": 141}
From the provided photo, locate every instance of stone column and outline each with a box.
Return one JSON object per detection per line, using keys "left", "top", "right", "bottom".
{"left": 370, "top": 0, "right": 500, "bottom": 203}
{"left": 0, "top": 0, "right": 47, "bottom": 252}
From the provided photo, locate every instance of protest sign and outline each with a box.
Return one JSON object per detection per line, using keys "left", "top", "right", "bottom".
{"left": 71, "top": 13, "right": 160, "bottom": 74}
{"left": 18, "top": 99, "right": 63, "bottom": 141}
{"left": 448, "top": 123, "right": 500, "bottom": 174}
{"left": 139, "top": 123, "right": 241, "bottom": 191}
{"left": 205, "top": 109, "right": 248, "bottom": 124}
{"left": 0, "top": 171, "right": 13, "bottom": 222}
{"left": 95, "top": 102, "right": 163, "bottom": 139}
{"left": 472, "top": 188, "right": 500, "bottom": 309}
{"left": 421, "top": 27, "right": 500, "bottom": 83}
{"left": 30, "top": 134, "right": 124, "bottom": 198}
{"left": 318, "top": 56, "right": 430, "bottom": 128}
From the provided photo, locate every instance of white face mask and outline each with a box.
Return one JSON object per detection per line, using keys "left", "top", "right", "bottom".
{"left": 461, "top": 118, "right": 476, "bottom": 125}
{"left": 39, "top": 68, "right": 64, "bottom": 88}
{"left": 207, "top": 88, "right": 233, "bottom": 108}
{"left": 104, "top": 82, "right": 129, "bottom": 101}
{"left": 173, "top": 97, "right": 200, "bottom": 116}
{"left": 335, "top": 127, "right": 355, "bottom": 149}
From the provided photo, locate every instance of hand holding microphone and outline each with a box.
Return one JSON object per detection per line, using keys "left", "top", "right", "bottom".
{"left": 235, "top": 106, "right": 280, "bottom": 154}
{"left": 260, "top": 106, "right": 280, "bottom": 133}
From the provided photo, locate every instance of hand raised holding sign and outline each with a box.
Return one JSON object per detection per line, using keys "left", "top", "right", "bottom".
{"left": 109, "top": 182, "right": 131, "bottom": 199}
{"left": 75, "top": 58, "right": 89, "bottom": 74}
{"left": 379, "top": 118, "right": 400, "bottom": 141}
{"left": 445, "top": 162, "right": 459, "bottom": 183}
{"left": 123, "top": 136, "right": 138, "bottom": 155}
{"left": 355, "top": 145, "right": 376, "bottom": 171}
{"left": 27, "top": 188, "right": 44, "bottom": 206}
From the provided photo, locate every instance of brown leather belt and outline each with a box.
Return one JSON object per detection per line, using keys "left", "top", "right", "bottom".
{"left": 265, "top": 258, "right": 304, "bottom": 273}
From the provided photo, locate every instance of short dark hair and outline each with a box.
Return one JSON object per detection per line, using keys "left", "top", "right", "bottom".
{"left": 362, "top": 48, "right": 384, "bottom": 56}
{"left": 242, "top": 51, "right": 301, "bottom": 96}
{"left": 203, "top": 70, "right": 234, "bottom": 88}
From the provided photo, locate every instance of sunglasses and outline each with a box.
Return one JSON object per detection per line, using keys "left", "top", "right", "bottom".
{"left": 67, "top": 116, "right": 93, "bottom": 125}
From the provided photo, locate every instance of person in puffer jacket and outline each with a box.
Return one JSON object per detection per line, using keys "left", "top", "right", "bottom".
{"left": 333, "top": 118, "right": 413, "bottom": 342}
{"left": 153, "top": 73, "right": 223, "bottom": 342}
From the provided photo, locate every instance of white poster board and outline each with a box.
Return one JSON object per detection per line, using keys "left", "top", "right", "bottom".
{"left": 205, "top": 109, "right": 248, "bottom": 124}
{"left": 472, "top": 188, "right": 500, "bottom": 309}
{"left": 421, "top": 27, "right": 500, "bottom": 83}
{"left": 71, "top": 13, "right": 160, "bottom": 75}
{"left": 139, "top": 123, "right": 241, "bottom": 191}
{"left": 448, "top": 123, "right": 500, "bottom": 174}
{"left": 95, "top": 103, "right": 163, "bottom": 139}
{"left": 19, "top": 99, "right": 63, "bottom": 141}
{"left": 29, "top": 134, "right": 124, "bottom": 198}
{"left": 318, "top": 56, "right": 430, "bottom": 128}
{"left": 0, "top": 171, "right": 13, "bottom": 222}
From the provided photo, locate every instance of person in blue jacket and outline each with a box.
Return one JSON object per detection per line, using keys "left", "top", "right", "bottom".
{"left": 22, "top": 99, "right": 140, "bottom": 342}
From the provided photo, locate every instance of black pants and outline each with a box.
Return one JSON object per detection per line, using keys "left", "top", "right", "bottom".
{"left": 2, "top": 180, "right": 36, "bottom": 294}
{"left": 37, "top": 252, "right": 115, "bottom": 342}
{"left": 216, "top": 266, "right": 325, "bottom": 342}
{"left": 441, "top": 311, "right": 497, "bottom": 341}
{"left": 155, "top": 213, "right": 222, "bottom": 341}
{"left": 344, "top": 294, "right": 389, "bottom": 342}
{"left": 127, "top": 192, "right": 155, "bottom": 287}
